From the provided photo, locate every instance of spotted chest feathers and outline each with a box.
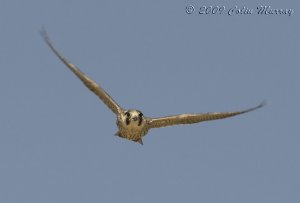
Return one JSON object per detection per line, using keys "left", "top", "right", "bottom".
{"left": 116, "top": 110, "right": 149, "bottom": 144}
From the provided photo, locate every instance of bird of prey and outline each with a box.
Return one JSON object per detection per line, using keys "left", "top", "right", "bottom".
{"left": 41, "top": 30, "right": 265, "bottom": 145}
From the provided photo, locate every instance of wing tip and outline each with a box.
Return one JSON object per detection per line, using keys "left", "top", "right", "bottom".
{"left": 256, "top": 100, "right": 267, "bottom": 109}
{"left": 244, "top": 100, "right": 266, "bottom": 114}
{"left": 39, "top": 26, "right": 50, "bottom": 42}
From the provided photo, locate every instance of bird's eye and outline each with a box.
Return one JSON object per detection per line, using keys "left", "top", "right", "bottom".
{"left": 125, "top": 112, "right": 130, "bottom": 117}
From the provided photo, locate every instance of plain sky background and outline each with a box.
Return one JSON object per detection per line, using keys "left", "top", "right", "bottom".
{"left": 0, "top": 0, "right": 299, "bottom": 202}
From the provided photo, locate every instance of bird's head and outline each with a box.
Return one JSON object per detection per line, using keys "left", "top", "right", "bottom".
{"left": 123, "top": 110, "right": 144, "bottom": 126}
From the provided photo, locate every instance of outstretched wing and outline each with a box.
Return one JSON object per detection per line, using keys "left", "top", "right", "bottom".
{"left": 41, "top": 29, "right": 122, "bottom": 115}
{"left": 146, "top": 102, "right": 265, "bottom": 129}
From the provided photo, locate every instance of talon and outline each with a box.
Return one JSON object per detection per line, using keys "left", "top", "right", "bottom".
{"left": 136, "top": 139, "right": 143, "bottom": 145}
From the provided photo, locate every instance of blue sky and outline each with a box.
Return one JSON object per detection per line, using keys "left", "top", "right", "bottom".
{"left": 0, "top": 0, "right": 299, "bottom": 202}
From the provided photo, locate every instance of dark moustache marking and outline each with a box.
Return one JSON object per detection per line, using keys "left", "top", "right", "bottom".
{"left": 138, "top": 112, "right": 143, "bottom": 126}
{"left": 125, "top": 111, "right": 131, "bottom": 125}
{"left": 138, "top": 117, "right": 143, "bottom": 126}
{"left": 126, "top": 117, "right": 130, "bottom": 125}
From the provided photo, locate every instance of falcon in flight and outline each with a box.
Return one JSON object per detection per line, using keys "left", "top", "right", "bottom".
{"left": 41, "top": 30, "right": 265, "bottom": 145}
